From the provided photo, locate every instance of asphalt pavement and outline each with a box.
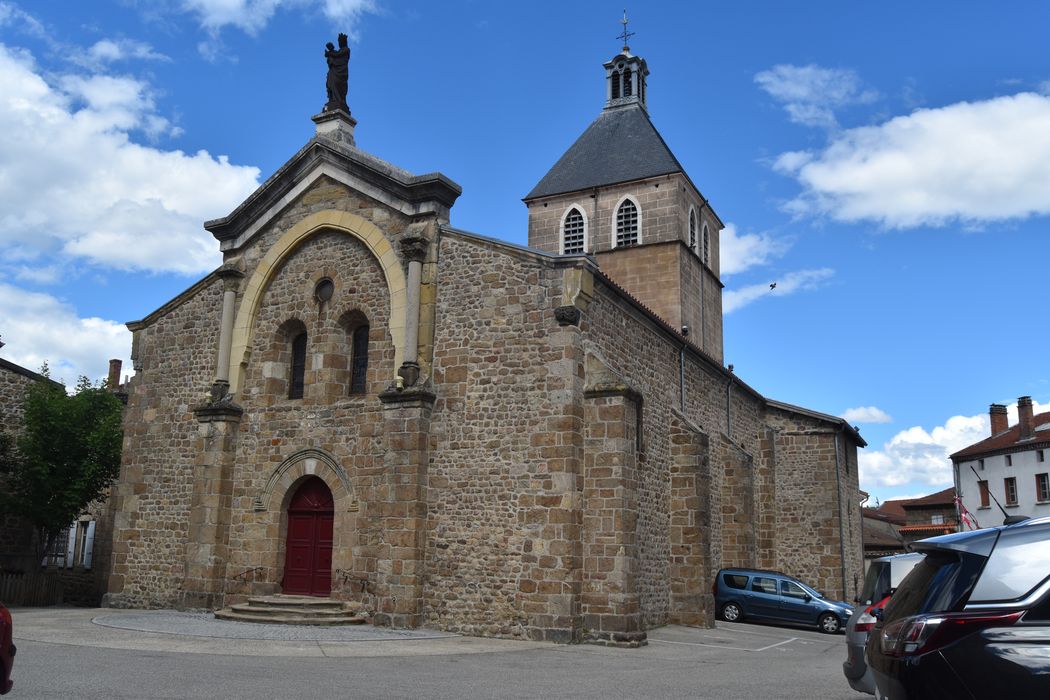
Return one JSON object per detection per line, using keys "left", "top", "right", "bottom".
{"left": 9, "top": 607, "right": 867, "bottom": 698}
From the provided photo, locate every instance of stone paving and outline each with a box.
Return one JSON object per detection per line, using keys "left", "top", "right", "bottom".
{"left": 92, "top": 610, "right": 456, "bottom": 642}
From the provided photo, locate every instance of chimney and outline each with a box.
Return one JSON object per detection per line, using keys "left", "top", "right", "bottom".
{"left": 989, "top": 404, "right": 1008, "bottom": 436}
{"left": 1018, "top": 396, "right": 1034, "bottom": 440}
{"left": 108, "top": 359, "right": 122, "bottom": 391}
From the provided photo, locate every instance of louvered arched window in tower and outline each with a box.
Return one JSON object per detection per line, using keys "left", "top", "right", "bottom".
{"left": 689, "top": 208, "right": 697, "bottom": 252}
{"left": 615, "top": 199, "right": 639, "bottom": 247}
{"left": 562, "top": 207, "right": 586, "bottom": 254}
{"left": 702, "top": 223, "right": 710, "bottom": 265}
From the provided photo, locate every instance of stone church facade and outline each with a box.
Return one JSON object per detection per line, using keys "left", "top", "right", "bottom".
{"left": 104, "top": 48, "right": 865, "bottom": 646}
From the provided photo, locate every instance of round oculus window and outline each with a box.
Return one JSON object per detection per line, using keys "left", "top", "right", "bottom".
{"left": 314, "top": 278, "right": 335, "bottom": 303}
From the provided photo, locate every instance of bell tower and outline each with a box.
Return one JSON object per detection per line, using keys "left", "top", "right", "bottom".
{"left": 523, "top": 30, "right": 725, "bottom": 362}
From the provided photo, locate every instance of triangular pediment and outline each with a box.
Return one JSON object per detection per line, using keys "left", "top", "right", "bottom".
{"left": 206, "top": 136, "right": 461, "bottom": 252}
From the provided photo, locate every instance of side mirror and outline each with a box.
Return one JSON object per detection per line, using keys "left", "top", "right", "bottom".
{"left": 803, "top": 594, "right": 812, "bottom": 602}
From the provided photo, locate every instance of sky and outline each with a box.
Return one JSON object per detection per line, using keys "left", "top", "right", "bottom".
{"left": 0, "top": 1, "right": 1047, "bottom": 506}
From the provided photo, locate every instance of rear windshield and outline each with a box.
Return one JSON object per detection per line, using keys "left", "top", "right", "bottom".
{"left": 723, "top": 574, "right": 749, "bottom": 590}
{"left": 860, "top": 563, "right": 890, "bottom": 605}
{"left": 882, "top": 551, "right": 985, "bottom": 622}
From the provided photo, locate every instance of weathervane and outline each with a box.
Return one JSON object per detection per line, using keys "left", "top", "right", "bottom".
{"left": 617, "top": 9, "right": 635, "bottom": 52}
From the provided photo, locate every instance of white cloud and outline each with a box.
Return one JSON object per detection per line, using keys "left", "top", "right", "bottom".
{"left": 841, "top": 406, "right": 893, "bottom": 424}
{"left": 180, "top": 0, "right": 378, "bottom": 35}
{"left": 723, "top": 268, "right": 834, "bottom": 314}
{"left": 0, "top": 283, "right": 132, "bottom": 388}
{"left": 0, "top": 2, "right": 45, "bottom": 38}
{"left": 860, "top": 398, "right": 1050, "bottom": 490}
{"left": 0, "top": 44, "right": 260, "bottom": 274}
{"left": 79, "top": 39, "right": 171, "bottom": 68}
{"left": 719, "top": 223, "right": 790, "bottom": 276}
{"left": 774, "top": 92, "right": 1050, "bottom": 228}
{"left": 755, "top": 64, "right": 877, "bottom": 129}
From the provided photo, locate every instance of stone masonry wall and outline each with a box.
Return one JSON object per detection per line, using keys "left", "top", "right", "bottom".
{"left": 0, "top": 361, "right": 42, "bottom": 569}
{"left": 424, "top": 233, "right": 570, "bottom": 640}
{"left": 106, "top": 278, "right": 223, "bottom": 607}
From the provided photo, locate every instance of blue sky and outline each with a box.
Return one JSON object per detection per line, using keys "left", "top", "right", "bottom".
{"left": 1, "top": 1, "right": 1047, "bottom": 505}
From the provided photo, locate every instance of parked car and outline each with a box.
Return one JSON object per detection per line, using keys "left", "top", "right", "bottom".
{"left": 714, "top": 567, "right": 853, "bottom": 633}
{"left": 0, "top": 602, "right": 13, "bottom": 695}
{"left": 867, "top": 515, "right": 1050, "bottom": 699}
{"left": 843, "top": 553, "right": 924, "bottom": 695}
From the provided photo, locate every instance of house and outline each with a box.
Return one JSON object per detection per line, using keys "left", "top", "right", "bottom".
{"left": 103, "top": 44, "right": 865, "bottom": 645}
{"left": 953, "top": 397, "right": 1050, "bottom": 526}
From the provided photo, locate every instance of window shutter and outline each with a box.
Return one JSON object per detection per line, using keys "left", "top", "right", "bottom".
{"left": 83, "top": 521, "right": 96, "bottom": 569}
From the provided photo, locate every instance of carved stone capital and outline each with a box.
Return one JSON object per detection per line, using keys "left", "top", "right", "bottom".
{"left": 398, "top": 361, "right": 420, "bottom": 387}
{"left": 216, "top": 264, "right": 245, "bottom": 292}
{"left": 554, "top": 305, "right": 582, "bottom": 326}
{"left": 400, "top": 234, "right": 429, "bottom": 263}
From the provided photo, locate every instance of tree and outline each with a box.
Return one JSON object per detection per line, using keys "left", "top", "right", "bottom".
{"left": 0, "top": 368, "right": 124, "bottom": 560}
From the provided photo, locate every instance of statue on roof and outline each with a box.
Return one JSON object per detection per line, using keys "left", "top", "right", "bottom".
{"left": 324, "top": 33, "right": 351, "bottom": 113}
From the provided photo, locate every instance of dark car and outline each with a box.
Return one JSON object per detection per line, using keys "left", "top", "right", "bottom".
{"left": 867, "top": 515, "right": 1050, "bottom": 699}
{"left": 714, "top": 567, "right": 853, "bottom": 633}
{"left": 843, "top": 553, "right": 923, "bottom": 694}
{"left": 0, "top": 602, "right": 13, "bottom": 695}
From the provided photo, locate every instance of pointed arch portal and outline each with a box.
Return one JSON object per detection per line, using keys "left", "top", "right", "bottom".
{"left": 282, "top": 476, "right": 334, "bottom": 596}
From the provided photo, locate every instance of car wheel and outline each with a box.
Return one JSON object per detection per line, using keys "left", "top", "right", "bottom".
{"left": 720, "top": 602, "right": 742, "bottom": 622}
{"left": 818, "top": 613, "right": 841, "bottom": 634}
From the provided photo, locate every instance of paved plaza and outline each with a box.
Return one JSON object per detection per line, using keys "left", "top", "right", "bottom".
{"left": 10, "top": 607, "right": 865, "bottom": 698}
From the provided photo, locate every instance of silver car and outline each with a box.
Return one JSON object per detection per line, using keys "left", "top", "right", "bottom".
{"left": 842, "top": 553, "right": 923, "bottom": 694}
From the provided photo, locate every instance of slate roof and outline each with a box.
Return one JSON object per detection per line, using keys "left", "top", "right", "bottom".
{"left": 950, "top": 411, "right": 1050, "bottom": 459}
{"left": 524, "top": 104, "right": 685, "bottom": 200}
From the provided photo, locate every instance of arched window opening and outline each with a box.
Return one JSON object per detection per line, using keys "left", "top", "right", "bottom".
{"left": 702, "top": 224, "right": 710, "bottom": 265}
{"left": 615, "top": 199, "right": 639, "bottom": 247}
{"left": 689, "top": 209, "right": 697, "bottom": 251}
{"left": 623, "top": 67, "right": 633, "bottom": 97}
{"left": 563, "top": 208, "right": 586, "bottom": 254}
{"left": 611, "top": 70, "right": 621, "bottom": 99}
{"left": 350, "top": 324, "right": 369, "bottom": 395}
{"left": 289, "top": 331, "right": 307, "bottom": 399}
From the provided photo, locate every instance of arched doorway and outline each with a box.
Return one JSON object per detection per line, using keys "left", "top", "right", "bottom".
{"left": 282, "top": 477, "right": 334, "bottom": 596}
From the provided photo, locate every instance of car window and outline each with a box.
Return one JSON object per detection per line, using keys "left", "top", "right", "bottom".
{"left": 781, "top": 581, "right": 808, "bottom": 599}
{"left": 860, "top": 562, "right": 890, "bottom": 604}
{"left": 723, "top": 574, "right": 749, "bottom": 590}
{"left": 751, "top": 577, "right": 777, "bottom": 594}
{"left": 882, "top": 551, "right": 985, "bottom": 622}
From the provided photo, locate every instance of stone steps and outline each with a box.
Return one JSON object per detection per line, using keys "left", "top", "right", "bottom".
{"left": 214, "top": 594, "right": 369, "bottom": 626}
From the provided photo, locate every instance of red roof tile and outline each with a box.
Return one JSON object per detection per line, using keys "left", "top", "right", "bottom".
{"left": 902, "top": 486, "right": 956, "bottom": 508}
{"left": 951, "top": 411, "right": 1050, "bottom": 459}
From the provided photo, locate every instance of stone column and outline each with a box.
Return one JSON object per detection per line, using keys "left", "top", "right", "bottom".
{"left": 581, "top": 383, "right": 645, "bottom": 647}
{"left": 398, "top": 235, "right": 428, "bottom": 387}
{"left": 668, "top": 411, "right": 714, "bottom": 627}
{"left": 212, "top": 265, "right": 244, "bottom": 400}
{"left": 182, "top": 401, "right": 243, "bottom": 609}
{"left": 375, "top": 385, "right": 434, "bottom": 628}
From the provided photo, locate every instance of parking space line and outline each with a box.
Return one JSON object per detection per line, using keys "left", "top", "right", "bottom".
{"left": 649, "top": 636, "right": 801, "bottom": 653}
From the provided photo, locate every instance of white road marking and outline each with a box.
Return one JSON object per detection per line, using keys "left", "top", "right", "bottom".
{"left": 649, "top": 636, "right": 800, "bottom": 652}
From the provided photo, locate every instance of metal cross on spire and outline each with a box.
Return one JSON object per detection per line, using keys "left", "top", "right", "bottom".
{"left": 617, "top": 9, "right": 635, "bottom": 52}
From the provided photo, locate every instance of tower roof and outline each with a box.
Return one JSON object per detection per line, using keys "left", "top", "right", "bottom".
{"left": 524, "top": 103, "right": 684, "bottom": 200}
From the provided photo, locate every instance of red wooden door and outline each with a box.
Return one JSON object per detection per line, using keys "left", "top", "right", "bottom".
{"left": 282, "top": 477, "right": 334, "bottom": 597}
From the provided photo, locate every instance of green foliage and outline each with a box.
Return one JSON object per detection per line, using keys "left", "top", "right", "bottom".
{"left": 0, "top": 366, "right": 124, "bottom": 556}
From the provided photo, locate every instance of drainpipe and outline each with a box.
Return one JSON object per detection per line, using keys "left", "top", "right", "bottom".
{"left": 725, "top": 364, "right": 734, "bottom": 439}
{"left": 679, "top": 326, "right": 690, "bottom": 412}
{"left": 833, "top": 428, "right": 848, "bottom": 600}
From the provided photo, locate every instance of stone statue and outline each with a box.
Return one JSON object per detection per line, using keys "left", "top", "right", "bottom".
{"left": 324, "top": 33, "right": 351, "bottom": 113}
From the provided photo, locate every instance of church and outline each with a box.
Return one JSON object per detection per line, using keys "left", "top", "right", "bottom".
{"left": 103, "top": 40, "right": 865, "bottom": 646}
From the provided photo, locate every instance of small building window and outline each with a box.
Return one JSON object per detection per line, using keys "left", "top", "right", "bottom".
{"left": 350, "top": 324, "right": 369, "bottom": 395}
{"left": 1037, "top": 473, "right": 1050, "bottom": 502}
{"left": 615, "top": 199, "right": 639, "bottom": 247}
{"left": 930, "top": 514, "right": 944, "bottom": 525}
{"left": 42, "top": 519, "right": 95, "bottom": 569}
{"left": 289, "top": 331, "right": 307, "bottom": 399}
{"left": 562, "top": 207, "right": 586, "bottom": 254}
{"left": 688, "top": 209, "right": 697, "bottom": 251}
{"left": 1004, "top": 477, "right": 1018, "bottom": 506}
{"left": 702, "top": 223, "right": 710, "bottom": 265}
{"left": 978, "top": 480, "right": 990, "bottom": 508}
{"left": 978, "top": 459, "right": 984, "bottom": 471}
{"left": 1006, "top": 454, "right": 1013, "bottom": 467}
{"left": 1039, "top": 450, "right": 1045, "bottom": 463}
